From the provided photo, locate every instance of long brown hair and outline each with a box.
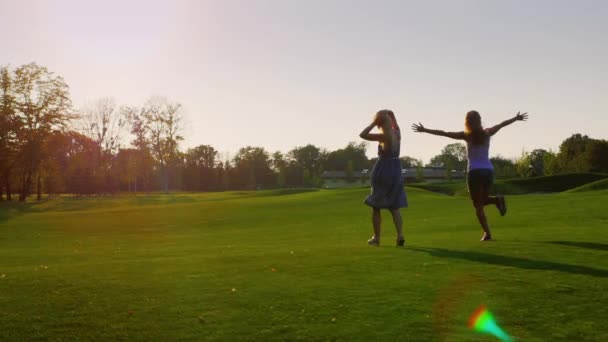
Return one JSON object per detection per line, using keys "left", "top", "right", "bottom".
{"left": 465, "top": 110, "right": 487, "bottom": 145}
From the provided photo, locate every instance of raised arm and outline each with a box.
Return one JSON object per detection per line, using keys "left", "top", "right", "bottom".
{"left": 488, "top": 111, "right": 528, "bottom": 136}
{"left": 359, "top": 122, "right": 384, "bottom": 141}
{"left": 411, "top": 122, "right": 465, "bottom": 140}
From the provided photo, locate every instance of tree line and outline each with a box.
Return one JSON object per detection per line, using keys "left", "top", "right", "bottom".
{"left": 1, "top": 63, "right": 607, "bottom": 201}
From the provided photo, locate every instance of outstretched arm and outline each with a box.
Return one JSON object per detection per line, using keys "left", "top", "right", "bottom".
{"left": 359, "top": 122, "right": 383, "bottom": 141}
{"left": 411, "top": 122, "right": 465, "bottom": 140}
{"left": 488, "top": 111, "right": 528, "bottom": 136}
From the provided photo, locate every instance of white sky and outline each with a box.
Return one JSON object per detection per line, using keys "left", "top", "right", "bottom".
{"left": 1, "top": 0, "right": 607, "bottom": 162}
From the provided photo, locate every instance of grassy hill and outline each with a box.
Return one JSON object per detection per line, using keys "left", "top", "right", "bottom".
{"left": 565, "top": 178, "right": 608, "bottom": 193}
{"left": 1, "top": 188, "right": 607, "bottom": 341}
{"left": 409, "top": 173, "right": 608, "bottom": 196}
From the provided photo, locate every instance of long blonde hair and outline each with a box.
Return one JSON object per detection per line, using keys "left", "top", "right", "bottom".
{"left": 375, "top": 109, "right": 399, "bottom": 150}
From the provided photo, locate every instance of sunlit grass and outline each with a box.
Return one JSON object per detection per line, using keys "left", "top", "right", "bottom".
{"left": 1, "top": 188, "right": 607, "bottom": 341}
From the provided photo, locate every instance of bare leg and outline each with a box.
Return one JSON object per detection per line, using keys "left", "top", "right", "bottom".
{"left": 372, "top": 208, "right": 381, "bottom": 240}
{"left": 390, "top": 209, "right": 404, "bottom": 242}
{"left": 471, "top": 189, "right": 493, "bottom": 240}
{"left": 474, "top": 203, "right": 492, "bottom": 240}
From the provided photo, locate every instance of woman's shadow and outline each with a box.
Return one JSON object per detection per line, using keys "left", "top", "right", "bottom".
{"left": 408, "top": 246, "right": 608, "bottom": 278}
{"left": 543, "top": 241, "right": 608, "bottom": 252}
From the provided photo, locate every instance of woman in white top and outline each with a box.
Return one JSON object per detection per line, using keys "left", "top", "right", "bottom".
{"left": 412, "top": 110, "right": 528, "bottom": 241}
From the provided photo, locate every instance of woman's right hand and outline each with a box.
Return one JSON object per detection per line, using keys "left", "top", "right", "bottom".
{"left": 411, "top": 122, "right": 425, "bottom": 132}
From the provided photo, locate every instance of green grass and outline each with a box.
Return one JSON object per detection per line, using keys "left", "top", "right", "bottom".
{"left": 1, "top": 188, "right": 607, "bottom": 341}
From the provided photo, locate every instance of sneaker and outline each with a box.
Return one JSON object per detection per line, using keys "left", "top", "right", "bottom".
{"left": 396, "top": 238, "right": 405, "bottom": 247}
{"left": 480, "top": 233, "right": 493, "bottom": 241}
{"left": 496, "top": 196, "right": 507, "bottom": 216}
{"left": 367, "top": 237, "right": 380, "bottom": 246}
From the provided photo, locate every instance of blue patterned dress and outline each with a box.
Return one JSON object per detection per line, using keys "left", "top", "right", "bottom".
{"left": 364, "top": 131, "right": 408, "bottom": 209}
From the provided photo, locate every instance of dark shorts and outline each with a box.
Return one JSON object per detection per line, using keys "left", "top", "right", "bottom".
{"left": 467, "top": 169, "right": 494, "bottom": 194}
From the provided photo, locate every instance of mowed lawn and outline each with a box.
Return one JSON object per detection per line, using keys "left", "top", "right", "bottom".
{"left": 1, "top": 188, "right": 607, "bottom": 341}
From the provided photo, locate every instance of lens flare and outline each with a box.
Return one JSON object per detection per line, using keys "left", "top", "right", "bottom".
{"left": 468, "top": 305, "right": 512, "bottom": 342}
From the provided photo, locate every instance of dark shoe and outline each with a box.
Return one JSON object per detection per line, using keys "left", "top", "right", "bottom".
{"left": 367, "top": 237, "right": 380, "bottom": 246}
{"left": 396, "top": 238, "right": 405, "bottom": 247}
{"left": 496, "top": 196, "right": 507, "bottom": 216}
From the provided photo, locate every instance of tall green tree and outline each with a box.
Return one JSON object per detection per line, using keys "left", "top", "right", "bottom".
{"left": 143, "top": 97, "right": 183, "bottom": 193}
{"left": 271, "top": 151, "right": 288, "bottom": 187}
{"left": 12, "top": 63, "right": 72, "bottom": 201}
{"left": 557, "top": 134, "right": 592, "bottom": 172}
{"left": 124, "top": 106, "right": 154, "bottom": 192}
{"left": 542, "top": 150, "right": 560, "bottom": 176}
{"left": 399, "top": 156, "right": 423, "bottom": 169}
{"left": 183, "top": 145, "right": 219, "bottom": 191}
{"left": 232, "top": 146, "right": 273, "bottom": 189}
{"left": 429, "top": 143, "right": 467, "bottom": 179}
{"left": 125, "top": 97, "right": 183, "bottom": 193}
{"left": 490, "top": 156, "right": 517, "bottom": 179}
{"left": 287, "top": 144, "right": 327, "bottom": 187}
{"left": 324, "top": 142, "right": 368, "bottom": 171}
{"left": 528, "top": 149, "right": 549, "bottom": 177}
{"left": 0, "top": 66, "right": 19, "bottom": 200}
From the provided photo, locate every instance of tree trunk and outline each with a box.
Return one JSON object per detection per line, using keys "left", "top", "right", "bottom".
{"left": 162, "top": 165, "right": 169, "bottom": 193}
{"left": 5, "top": 171, "right": 12, "bottom": 201}
{"left": 21, "top": 168, "right": 33, "bottom": 202}
{"left": 37, "top": 172, "right": 42, "bottom": 201}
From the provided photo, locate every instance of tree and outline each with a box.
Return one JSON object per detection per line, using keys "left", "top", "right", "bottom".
{"left": 555, "top": 134, "right": 608, "bottom": 173}
{"left": 415, "top": 163, "right": 425, "bottom": 182}
{"left": 515, "top": 152, "right": 533, "bottom": 178}
{"left": 346, "top": 160, "right": 355, "bottom": 183}
{"left": 12, "top": 63, "right": 72, "bottom": 201}
{"left": 586, "top": 139, "right": 608, "bottom": 173}
{"left": 232, "top": 146, "right": 273, "bottom": 189}
{"left": 219, "top": 161, "right": 232, "bottom": 190}
{"left": 124, "top": 106, "right": 154, "bottom": 192}
{"left": 79, "top": 98, "right": 126, "bottom": 156}
{"left": 183, "top": 145, "right": 218, "bottom": 191}
{"left": 286, "top": 144, "right": 327, "bottom": 187}
{"left": 528, "top": 149, "right": 549, "bottom": 177}
{"left": 114, "top": 148, "right": 140, "bottom": 192}
{"left": 400, "top": 156, "right": 422, "bottom": 169}
{"left": 78, "top": 98, "right": 127, "bottom": 193}
{"left": 125, "top": 97, "right": 184, "bottom": 193}
{"left": 542, "top": 150, "right": 560, "bottom": 176}
{"left": 557, "top": 134, "right": 592, "bottom": 172}
{"left": 429, "top": 143, "right": 467, "bottom": 171}
{"left": 0, "top": 66, "right": 19, "bottom": 200}
{"left": 491, "top": 156, "right": 517, "bottom": 179}
{"left": 324, "top": 142, "right": 368, "bottom": 172}
{"left": 271, "top": 151, "right": 288, "bottom": 187}
{"left": 40, "top": 131, "right": 98, "bottom": 195}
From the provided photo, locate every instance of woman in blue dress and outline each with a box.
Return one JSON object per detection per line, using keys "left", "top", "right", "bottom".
{"left": 359, "top": 110, "right": 408, "bottom": 247}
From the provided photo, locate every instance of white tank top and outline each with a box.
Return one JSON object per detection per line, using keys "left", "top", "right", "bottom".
{"left": 467, "top": 137, "right": 493, "bottom": 171}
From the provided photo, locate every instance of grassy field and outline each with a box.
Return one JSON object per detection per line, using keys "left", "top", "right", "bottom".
{"left": 1, "top": 187, "right": 607, "bottom": 341}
